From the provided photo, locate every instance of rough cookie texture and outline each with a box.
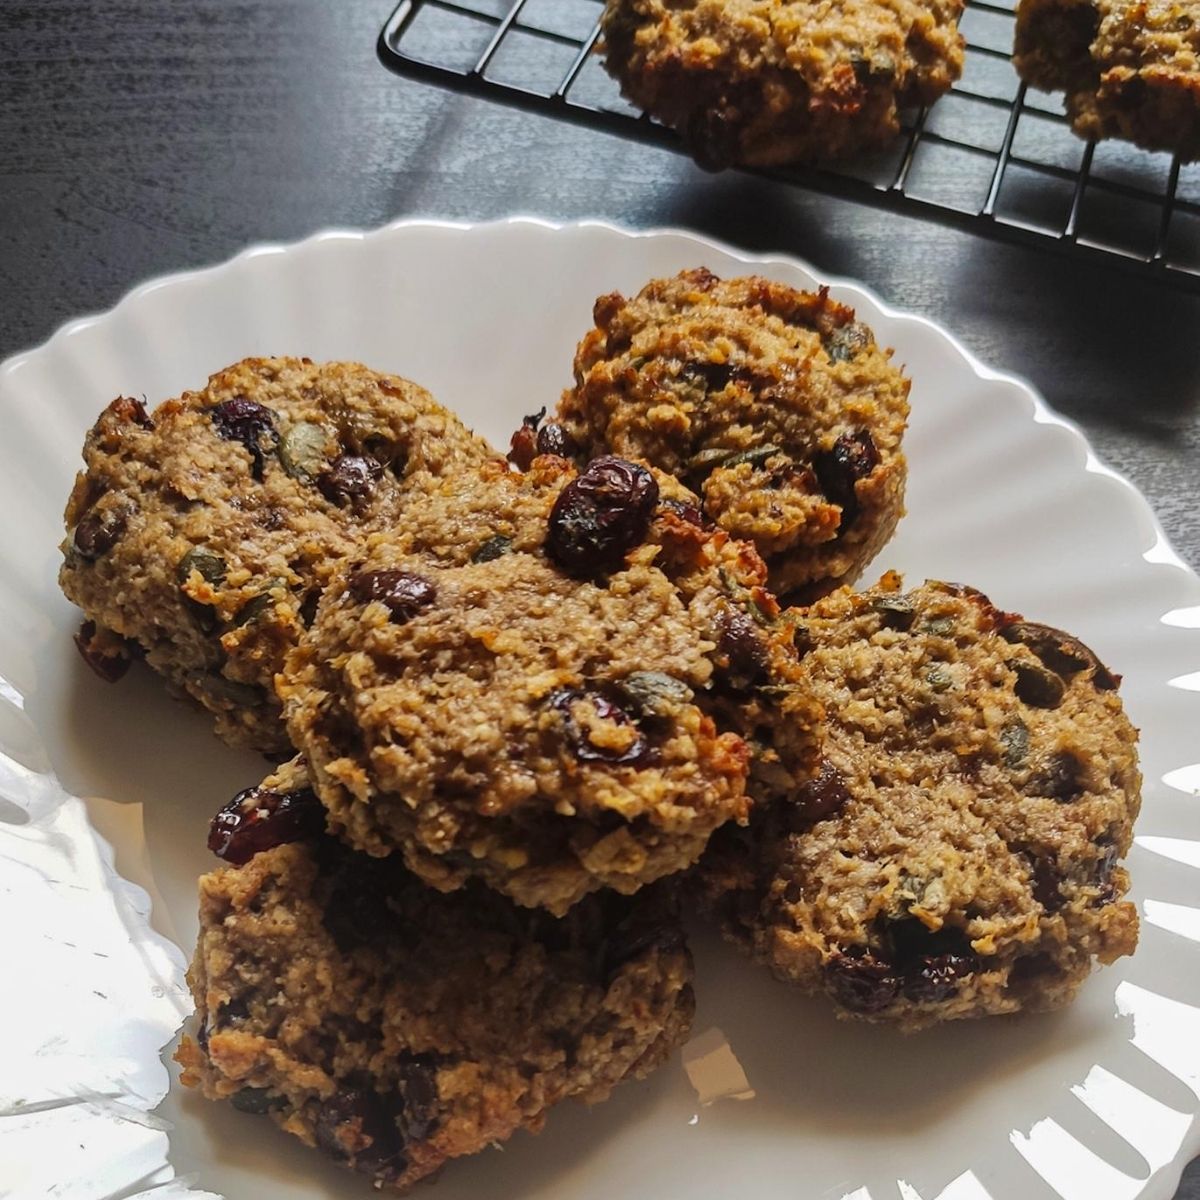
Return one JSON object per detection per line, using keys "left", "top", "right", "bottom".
{"left": 58, "top": 358, "right": 492, "bottom": 753}
{"left": 178, "top": 761, "right": 694, "bottom": 1192}
{"left": 1015, "top": 0, "right": 1200, "bottom": 158}
{"left": 697, "top": 574, "right": 1141, "bottom": 1030}
{"left": 556, "top": 270, "right": 910, "bottom": 601}
{"left": 281, "top": 454, "right": 820, "bottom": 914}
{"left": 601, "top": 0, "right": 965, "bottom": 167}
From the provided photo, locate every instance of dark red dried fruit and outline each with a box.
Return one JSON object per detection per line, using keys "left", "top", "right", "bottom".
{"left": 659, "top": 497, "right": 708, "bottom": 528}
{"left": 207, "top": 786, "right": 325, "bottom": 865}
{"left": 812, "top": 429, "right": 880, "bottom": 530}
{"left": 1030, "top": 856, "right": 1063, "bottom": 910}
{"left": 318, "top": 454, "right": 384, "bottom": 507}
{"left": 109, "top": 396, "right": 153, "bottom": 428}
{"left": 903, "top": 951, "right": 979, "bottom": 1002}
{"left": 1033, "top": 750, "right": 1086, "bottom": 802}
{"left": 792, "top": 760, "right": 851, "bottom": 824}
{"left": 73, "top": 620, "right": 135, "bottom": 682}
{"left": 1008, "top": 952, "right": 1059, "bottom": 988}
{"left": 547, "top": 456, "right": 659, "bottom": 576}
{"left": 507, "top": 409, "right": 545, "bottom": 471}
{"left": 687, "top": 105, "right": 740, "bottom": 172}
{"left": 394, "top": 1055, "right": 441, "bottom": 1144}
{"left": 349, "top": 570, "right": 436, "bottom": 623}
{"left": 314, "top": 1086, "right": 406, "bottom": 1176}
{"left": 717, "top": 607, "right": 768, "bottom": 689}
{"left": 72, "top": 503, "right": 130, "bottom": 559}
{"left": 210, "top": 397, "right": 278, "bottom": 480}
{"left": 536, "top": 422, "right": 575, "bottom": 458}
{"left": 1001, "top": 621, "right": 1118, "bottom": 690}
{"left": 825, "top": 949, "right": 900, "bottom": 1013}
{"left": 547, "top": 688, "right": 650, "bottom": 766}
{"left": 603, "top": 904, "right": 687, "bottom": 979}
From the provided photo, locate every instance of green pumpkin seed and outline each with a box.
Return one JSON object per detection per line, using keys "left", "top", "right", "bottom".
{"left": 927, "top": 665, "right": 952, "bottom": 692}
{"left": 229, "top": 577, "right": 289, "bottom": 628}
{"left": 176, "top": 547, "right": 226, "bottom": 587}
{"left": 615, "top": 671, "right": 693, "bottom": 718}
{"left": 1000, "top": 716, "right": 1030, "bottom": 769}
{"left": 231, "top": 1087, "right": 282, "bottom": 1115}
{"left": 472, "top": 534, "right": 513, "bottom": 563}
{"left": 278, "top": 421, "right": 329, "bottom": 482}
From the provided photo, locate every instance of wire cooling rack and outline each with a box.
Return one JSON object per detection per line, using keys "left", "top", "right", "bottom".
{"left": 378, "top": 0, "right": 1200, "bottom": 292}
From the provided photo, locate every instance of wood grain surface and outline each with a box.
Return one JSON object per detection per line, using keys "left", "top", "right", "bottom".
{"left": 0, "top": 2, "right": 1196, "bottom": 1197}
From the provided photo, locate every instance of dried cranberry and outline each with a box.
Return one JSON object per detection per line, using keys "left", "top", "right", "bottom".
{"left": 687, "top": 105, "right": 740, "bottom": 172}
{"left": 208, "top": 786, "right": 325, "bottom": 865}
{"left": 73, "top": 620, "right": 134, "bottom": 682}
{"left": 536, "top": 422, "right": 575, "bottom": 458}
{"left": 547, "top": 688, "right": 650, "bottom": 766}
{"left": 1001, "top": 621, "right": 1118, "bottom": 690}
{"left": 812, "top": 430, "right": 880, "bottom": 531}
{"left": 210, "top": 398, "right": 278, "bottom": 480}
{"left": 349, "top": 569, "right": 436, "bottom": 623}
{"left": 717, "top": 607, "right": 768, "bottom": 689}
{"left": 109, "top": 396, "right": 153, "bottom": 428}
{"left": 72, "top": 503, "right": 129, "bottom": 559}
{"left": 1033, "top": 750, "right": 1086, "bottom": 801}
{"left": 903, "top": 951, "right": 978, "bottom": 1002}
{"left": 394, "top": 1055, "right": 441, "bottom": 1144}
{"left": 792, "top": 760, "right": 850, "bottom": 824}
{"left": 318, "top": 454, "right": 384, "bottom": 507}
{"left": 659, "top": 497, "right": 708, "bottom": 528}
{"left": 507, "top": 409, "right": 545, "bottom": 471}
{"left": 825, "top": 949, "right": 900, "bottom": 1013}
{"left": 1030, "top": 856, "right": 1063, "bottom": 910}
{"left": 314, "top": 1086, "right": 405, "bottom": 1176}
{"left": 547, "top": 456, "right": 659, "bottom": 576}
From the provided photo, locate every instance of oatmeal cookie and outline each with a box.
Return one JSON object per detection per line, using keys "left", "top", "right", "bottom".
{"left": 177, "top": 759, "right": 694, "bottom": 1191}
{"left": 601, "top": 0, "right": 965, "bottom": 167}
{"left": 697, "top": 574, "right": 1141, "bottom": 1030}
{"left": 58, "top": 357, "right": 492, "bottom": 753}
{"left": 554, "top": 270, "right": 910, "bottom": 601}
{"left": 1015, "top": 0, "right": 1200, "bottom": 158}
{"left": 281, "top": 454, "right": 820, "bottom": 914}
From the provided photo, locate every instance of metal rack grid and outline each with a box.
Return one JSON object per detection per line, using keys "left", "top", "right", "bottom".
{"left": 378, "top": 0, "right": 1200, "bottom": 292}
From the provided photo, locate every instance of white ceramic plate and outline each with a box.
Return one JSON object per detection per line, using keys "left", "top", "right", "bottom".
{"left": 2, "top": 218, "right": 1199, "bottom": 1200}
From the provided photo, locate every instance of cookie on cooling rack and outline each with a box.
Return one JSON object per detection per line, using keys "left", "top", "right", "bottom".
{"left": 1015, "top": 0, "right": 1200, "bottom": 159}
{"left": 177, "top": 757, "right": 694, "bottom": 1191}
{"left": 600, "top": 0, "right": 965, "bottom": 168}
{"left": 696, "top": 574, "right": 1141, "bottom": 1031}
{"left": 59, "top": 357, "right": 492, "bottom": 753}
{"left": 550, "top": 268, "right": 910, "bottom": 602}
{"left": 279, "top": 453, "right": 820, "bottom": 914}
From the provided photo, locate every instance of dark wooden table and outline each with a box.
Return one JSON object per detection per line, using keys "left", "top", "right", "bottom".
{"left": 1, "top": 2, "right": 1196, "bottom": 1197}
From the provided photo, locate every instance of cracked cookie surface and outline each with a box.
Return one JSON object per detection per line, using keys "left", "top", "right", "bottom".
{"left": 281, "top": 454, "right": 820, "bottom": 913}
{"left": 177, "top": 758, "right": 694, "bottom": 1191}
{"left": 696, "top": 574, "right": 1141, "bottom": 1030}
{"left": 601, "top": 0, "right": 964, "bottom": 167}
{"left": 1015, "top": 0, "right": 1200, "bottom": 158}
{"left": 59, "top": 357, "right": 492, "bottom": 753}
{"left": 555, "top": 270, "right": 910, "bottom": 601}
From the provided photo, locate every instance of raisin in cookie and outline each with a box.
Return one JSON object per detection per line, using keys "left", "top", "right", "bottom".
{"left": 555, "top": 270, "right": 910, "bottom": 602}
{"left": 1015, "top": 0, "right": 1200, "bottom": 159}
{"left": 177, "top": 759, "right": 694, "bottom": 1191}
{"left": 601, "top": 0, "right": 964, "bottom": 168}
{"left": 59, "top": 357, "right": 492, "bottom": 753}
{"left": 697, "top": 574, "right": 1141, "bottom": 1031}
{"left": 280, "top": 454, "right": 819, "bottom": 914}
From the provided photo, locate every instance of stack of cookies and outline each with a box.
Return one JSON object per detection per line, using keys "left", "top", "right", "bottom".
{"left": 58, "top": 270, "right": 1141, "bottom": 1191}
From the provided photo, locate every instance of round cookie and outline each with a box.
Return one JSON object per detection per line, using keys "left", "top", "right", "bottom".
{"left": 280, "top": 454, "right": 820, "bottom": 914}
{"left": 555, "top": 269, "right": 911, "bottom": 601}
{"left": 59, "top": 357, "right": 492, "bottom": 753}
{"left": 696, "top": 574, "right": 1141, "bottom": 1030}
{"left": 177, "top": 759, "right": 694, "bottom": 1191}
{"left": 600, "top": 0, "right": 965, "bottom": 168}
